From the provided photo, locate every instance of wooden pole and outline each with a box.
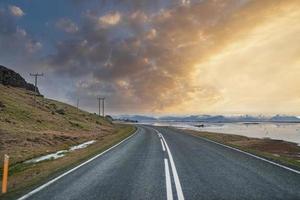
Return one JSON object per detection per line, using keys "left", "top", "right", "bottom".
{"left": 98, "top": 98, "right": 101, "bottom": 116}
{"left": 2, "top": 154, "right": 9, "bottom": 194}
{"left": 30, "top": 73, "right": 43, "bottom": 107}
{"left": 77, "top": 98, "right": 79, "bottom": 111}
{"left": 102, "top": 98, "right": 105, "bottom": 117}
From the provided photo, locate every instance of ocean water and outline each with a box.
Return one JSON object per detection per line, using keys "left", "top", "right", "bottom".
{"left": 141, "top": 121, "right": 300, "bottom": 145}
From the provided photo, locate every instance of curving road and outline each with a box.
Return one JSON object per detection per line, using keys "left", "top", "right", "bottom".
{"left": 18, "top": 125, "right": 300, "bottom": 200}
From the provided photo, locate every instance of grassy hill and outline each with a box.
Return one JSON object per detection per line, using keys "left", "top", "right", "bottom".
{"left": 0, "top": 84, "right": 135, "bottom": 198}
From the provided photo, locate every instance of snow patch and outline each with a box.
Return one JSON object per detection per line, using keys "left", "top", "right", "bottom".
{"left": 24, "top": 140, "right": 96, "bottom": 164}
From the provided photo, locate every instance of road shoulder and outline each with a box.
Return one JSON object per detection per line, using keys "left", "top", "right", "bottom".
{"left": 170, "top": 127, "right": 300, "bottom": 171}
{"left": 1, "top": 124, "right": 136, "bottom": 200}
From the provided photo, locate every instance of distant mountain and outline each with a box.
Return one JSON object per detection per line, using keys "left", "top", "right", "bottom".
{"left": 113, "top": 114, "right": 300, "bottom": 123}
{"left": 158, "top": 115, "right": 212, "bottom": 121}
{"left": 159, "top": 116, "right": 190, "bottom": 121}
{"left": 115, "top": 115, "right": 157, "bottom": 121}
{"left": 158, "top": 116, "right": 180, "bottom": 121}
{"left": 270, "top": 115, "right": 300, "bottom": 122}
{"left": 236, "top": 115, "right": 259, "bottom": 122}
{"left": 200, "top": 115, "right": 227, "bottom": 122}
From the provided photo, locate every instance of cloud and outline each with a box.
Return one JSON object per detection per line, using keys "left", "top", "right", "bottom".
{"left": 145, "top": 28, "right": 157, "bottom": 40}
{"left": 56, "top": 18, "right": 79, "bottom": 33}
{"left": 195, "top": 1, "right": 300, "bottom": 115}
{"left": 98, "top": 12, "right": 121, "bottom": 27}
{"left": 0, "top": 7, "right": 42, "bottom": 71}
{"left": 9, "top": 5, "right": 25, "bottom": 17}
{"left": 25, "top": 41, "right": 42, "bottom": 53}
{"left": 44, "top": 0, "right": 300, "bottom": 114}
{"left": 182, "top": 0, "right": 190, "bottom": 6}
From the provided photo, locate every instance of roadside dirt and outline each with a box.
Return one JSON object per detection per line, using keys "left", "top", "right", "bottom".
{"left": 181, "top": 129, "right": 300, "bottom": 167}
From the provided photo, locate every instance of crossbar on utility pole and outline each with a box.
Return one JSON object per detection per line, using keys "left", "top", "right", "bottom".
{"left": 30, "top": 73, "right": 43, "bottom": 107}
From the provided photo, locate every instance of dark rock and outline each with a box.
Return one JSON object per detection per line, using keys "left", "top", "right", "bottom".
{"left": 0, "top": 65, "right": 40, "bottom": 94}
{"left": 0, "top": 101, "right": 5, "bottom": 108}
{"left": 105, "top": 115, "right": 113, "bottom": 121}
{"left": 105, "top": 115, "right": 113, "bottom": 124}
{"left": 49, "top": 103, "right": 57, "bottom": 110}
{"left": 195, "top": 124, "right": 205, "bottom": 128}
{"left": 56, "top": 109, "right": 65, "bottom": 115}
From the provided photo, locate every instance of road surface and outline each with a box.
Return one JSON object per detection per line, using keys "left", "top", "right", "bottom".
{"left": 18, "top": 125, "right": 300, "bottom": 200}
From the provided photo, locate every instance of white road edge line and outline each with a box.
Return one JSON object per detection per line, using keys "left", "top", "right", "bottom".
{"left": 160, "top": 133, "right": 185, "bottom": 200}
{"left": 199, "top": 136, "right": 300, "bottom": 175}
{"left": 164, "top": 158, "right": 173, "bottom": 200}
{"left": 150, "top": 127, "right": 185, "bottom": 200}
{"left": 160, "top": 139, "right": 166, "bottom": 151}
{"left": 17, "top": 128, "right": 139, "bottom": 200}
{"left": 153, "top": 126, "right": 300, "bottom": 175}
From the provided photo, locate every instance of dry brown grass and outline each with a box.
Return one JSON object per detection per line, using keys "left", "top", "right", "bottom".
{"left": 0, "top": 85, "right": 113, "bottom": 165}
{"left": 178, "top": 128, "right": 300, "bottom": 169}
{"left": 1, "top": 124, "right": 135, "bottom": 199}
{"left": 0, "top": 85, "right": 136, "bottom": 199}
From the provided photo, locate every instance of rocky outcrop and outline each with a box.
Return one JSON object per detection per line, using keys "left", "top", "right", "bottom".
{"left": 0, "top": 65, "right": 40, "bottom": 94}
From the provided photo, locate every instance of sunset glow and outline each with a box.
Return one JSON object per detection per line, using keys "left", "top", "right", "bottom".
{"left": 0, "top": 0, "right": 299, "bottom": 115}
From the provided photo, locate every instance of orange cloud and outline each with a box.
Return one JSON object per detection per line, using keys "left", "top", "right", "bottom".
{"left": 46, "top": 0, "right": 300, "bottom": 114}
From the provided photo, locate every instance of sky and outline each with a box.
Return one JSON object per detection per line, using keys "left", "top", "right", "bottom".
{"left": 0, "top": 0, "right": 299, "bottom": 115}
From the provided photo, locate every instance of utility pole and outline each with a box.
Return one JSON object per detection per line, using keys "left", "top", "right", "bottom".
{"left": 77, "top": 98, "right": 79, "bottom": 110}
{"left": 97, "top": 97, "right": 101, "bottom": 116}
{"left": 102, "top": 97, "right": 105, "bottom": 117}
{"left": 30, "top": 73, "right": 43, "bottom": 107}
{"left": 97, "top": 97, "right": 105, "bottom": 117}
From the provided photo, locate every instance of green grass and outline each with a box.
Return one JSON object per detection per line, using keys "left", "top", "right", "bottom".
{"left": 0, "top": 85, "right": 110, "bottom": 133}
{"left": 0, "top": 124, "right": 136, "bottom": 200}
{"left": 0, "top": 85, "right": 114, "bottom": 165}
{"left": 0, "top": 85, "right": 136, "bottom": 199}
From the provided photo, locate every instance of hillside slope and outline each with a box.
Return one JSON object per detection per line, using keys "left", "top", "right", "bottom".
{"left": 0, "top": 84, "right": 115, "bottom": 165}
{"left": 0, "top": 84, "right": 135, "bottom": 198}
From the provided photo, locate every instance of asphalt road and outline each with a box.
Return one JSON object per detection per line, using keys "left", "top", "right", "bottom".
{"left": 18, "top": 125, "right": 300, "bottom": 200}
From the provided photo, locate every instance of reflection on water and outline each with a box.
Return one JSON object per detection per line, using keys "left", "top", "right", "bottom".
{"left": 141, "top": 121, "right": 300, "bottom": 145}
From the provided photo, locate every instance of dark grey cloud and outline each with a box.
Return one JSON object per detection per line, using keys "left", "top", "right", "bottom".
{"left": 44, "top": 0, "right": 279, "bottom": 114}
{"left": 56, "top": 18, "right": 79, "bottom": 33}
{"left": 44, "top": 1, "right": 227, "bottom": 113}
{"left": 1, "top": 0, "right": 297, "bottom": 115}
{"left": 0, "top": 8, "right": 42, "bottom": 60}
